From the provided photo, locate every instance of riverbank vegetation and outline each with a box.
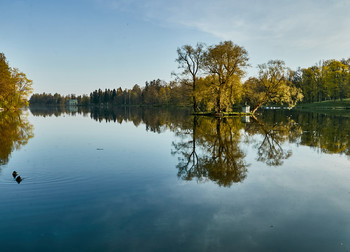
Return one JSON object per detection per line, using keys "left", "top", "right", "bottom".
{"left": 27, "top": 41, "right": 350, "bottom": 113}
{"left": 294, "top": 59, "right": 350, "bottom": 103}
{"left": 295, "top": 98, "right": 350, "bottom": 114}
{"left": 175, "top": 41, "right": 303, "bottom": 114}
{"left": 30, "top": 79, "right": 192, "bottom": 108}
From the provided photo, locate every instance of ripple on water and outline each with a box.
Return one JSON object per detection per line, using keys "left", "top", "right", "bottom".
{"left": 0, "top": 168, "right": 111, "bottom": 217}
{"left": 0, "top": 168, "right": 106, "bottom": 197}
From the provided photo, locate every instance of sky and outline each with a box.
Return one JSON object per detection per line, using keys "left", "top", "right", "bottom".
{"left": 1, "top": 0, "right": 350, "bottom": 95}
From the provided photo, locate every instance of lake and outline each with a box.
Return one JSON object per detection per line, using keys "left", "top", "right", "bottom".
{"left": 1, "top": 107, "right": 350, "bottom": 251}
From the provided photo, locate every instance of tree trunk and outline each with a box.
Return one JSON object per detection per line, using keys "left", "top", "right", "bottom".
{"left": 252, "top": 106, "right": 259, "bottom": 114}
{"left": 193, "top": 77, "right": 197, "bottom": 112}
{"left": 216, "top": 86, "right": 222, "bottom": 114}
{"left": 252, "top": 101, "right": 265, "bottom": 114}
{"left": 193, "top": 94, "right": 197, "bottom": 113}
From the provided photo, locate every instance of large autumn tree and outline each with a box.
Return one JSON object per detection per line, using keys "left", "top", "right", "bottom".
{"left": 0, "top": 53, "right": 33, "bottom": 110}
{"left": 202, "top": 41, "right": 249, "bottom": 113}
{"left": 244, "top": 60, "right": 303, "bottom": 113}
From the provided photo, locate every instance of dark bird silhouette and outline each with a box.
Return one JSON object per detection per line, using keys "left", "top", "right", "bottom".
{"left": 12, "top": 171, "right": 18, "bottom": 178}
{"left": 15, "top": 176, "right": 22, "bottom": 184}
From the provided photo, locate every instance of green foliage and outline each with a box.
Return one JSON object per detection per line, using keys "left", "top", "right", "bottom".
{"left": 30, "top": 79, "right": 192, "bottom": 108}
{"left": 295, "top": 59, "right": 350, "bottom": 103}
{"left": 30, "top": 93, "right": 86, "bottom": 106}
{"left": 244, "top": 60, "right": 303, "bottom": 113}
{"left": 175, "top": 41, "right": 250, "bottom": 113}
{"left": 202, "top": 41, "right": 249, "bottom": 113}
{"left": 87, "top": 79, "right": 191, "bottom": 107}
{"left": 28, "top": 42, "right": 350, "bottom": 113}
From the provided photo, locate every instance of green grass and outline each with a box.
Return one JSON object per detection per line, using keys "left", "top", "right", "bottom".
{"left": 295, "top": 98, "right": 350, "bottom": 110}
{"left": 294, "top": 99, "right": 350, "bottom": 116}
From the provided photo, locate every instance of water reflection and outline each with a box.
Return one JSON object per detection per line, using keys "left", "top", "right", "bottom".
{"left": 14, "top": 106, "right": 350, "bottom": 250}
{"left": 90, "top": 106, "right": 191, "bottom": 133}
{"left": 259, "top": 110, "right": 350, "bottom": 156}
{"left": 245, "top": 115, "right": 301, "bottom": 166}
{"left": 296, "top": 112, "right": 350, "bottom": 155}
{"left": 29, "top": 106, "right": 350, "bottom": 186}
{"left": 0, "top": 111, "right": 34, "bottom": 168}
{"left": 172, "top": 116, "right": 248, "bottom": 187}
{"left": 29, "top": 105, "right": 90, "bottom": 117}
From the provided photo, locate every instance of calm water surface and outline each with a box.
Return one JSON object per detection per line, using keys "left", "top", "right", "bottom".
{"left": 1, "top": 107, "right": 350, "bottom": 251}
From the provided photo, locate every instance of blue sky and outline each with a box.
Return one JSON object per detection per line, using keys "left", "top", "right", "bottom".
{"left": 1, "top": 0, "right": 349, "bottom": 95}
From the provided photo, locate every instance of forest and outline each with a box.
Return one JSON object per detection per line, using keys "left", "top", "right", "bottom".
{"left": 2, "top": 41, "right": 350, "bottom": 113}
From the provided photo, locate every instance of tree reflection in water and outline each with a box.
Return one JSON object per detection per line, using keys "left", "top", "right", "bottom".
{"left": 172, "top": 112, "right": 304, "bottom": 187}
{"left": 0, "top": 111, "right": 34, "bottom": 167}
{"left": 246, "top": 114, "right": 301, "bottom": 166}
{"left": 172, "top": 116, "right": 249, "bottom": 187}
{"left": 29, "top": 106, "right": 350, "bottom": 187}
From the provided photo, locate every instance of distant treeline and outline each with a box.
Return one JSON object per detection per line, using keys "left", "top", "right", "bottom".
{"left": 29, "top": 93, "right": 90, "bottom": 106}
{"left": 293, "top": 59, "right": 350, "bottom": 103}
{"left": 90, "top": 79, "right": 191, "bottom": 106}
{"left": 30, "top": 79, "right": 192, "bottom": 107}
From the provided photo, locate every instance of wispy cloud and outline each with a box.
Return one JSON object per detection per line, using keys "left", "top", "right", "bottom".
{"left": 101, "top": 0, "right": 350, "bottom": 49}
{"left": 97, "top": 0, "right": 350, "bottom": 70}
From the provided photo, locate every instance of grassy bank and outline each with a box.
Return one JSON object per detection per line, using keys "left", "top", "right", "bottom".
{"left": 295, "top": 99, "right": 350, "bottom": 110}
{"left": 294, "top": 99, "right": 350, "bottom": 116}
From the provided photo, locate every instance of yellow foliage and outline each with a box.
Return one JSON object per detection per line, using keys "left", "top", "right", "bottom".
{"left": 0, "top": 53, "right": 33, "bottom": 110}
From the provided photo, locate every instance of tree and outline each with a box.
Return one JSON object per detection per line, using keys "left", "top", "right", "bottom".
{"left": 0, "top": 53, "right": 33, "bottom": 110}
{"left": 116, "top": 87, "right": 123, "bottom": 105}
{"left": 300, "top": 66, "right": 320, "bottom": 102}
{"left": 0, "top": 53, "right": 15, "bottom": 109}
{"left": 10, "top": 68, "right": 33, "bottom": 107}
{"left": 244, "top": 60, "right": 303, "bottom": 113}
{"left": 323, "top": 60, "right": 349, "bottom": 100}
{"left": 176, "top": 43, "right": 205, "bottom": 112}
{"left": 203, "top": 41, "right": 249, "bottom": 113}
{"left": 173, "top": 116, "right": 248, "bottom": 187}
{"left": 131, "top": 84, "right": 141, "bottom": 104}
